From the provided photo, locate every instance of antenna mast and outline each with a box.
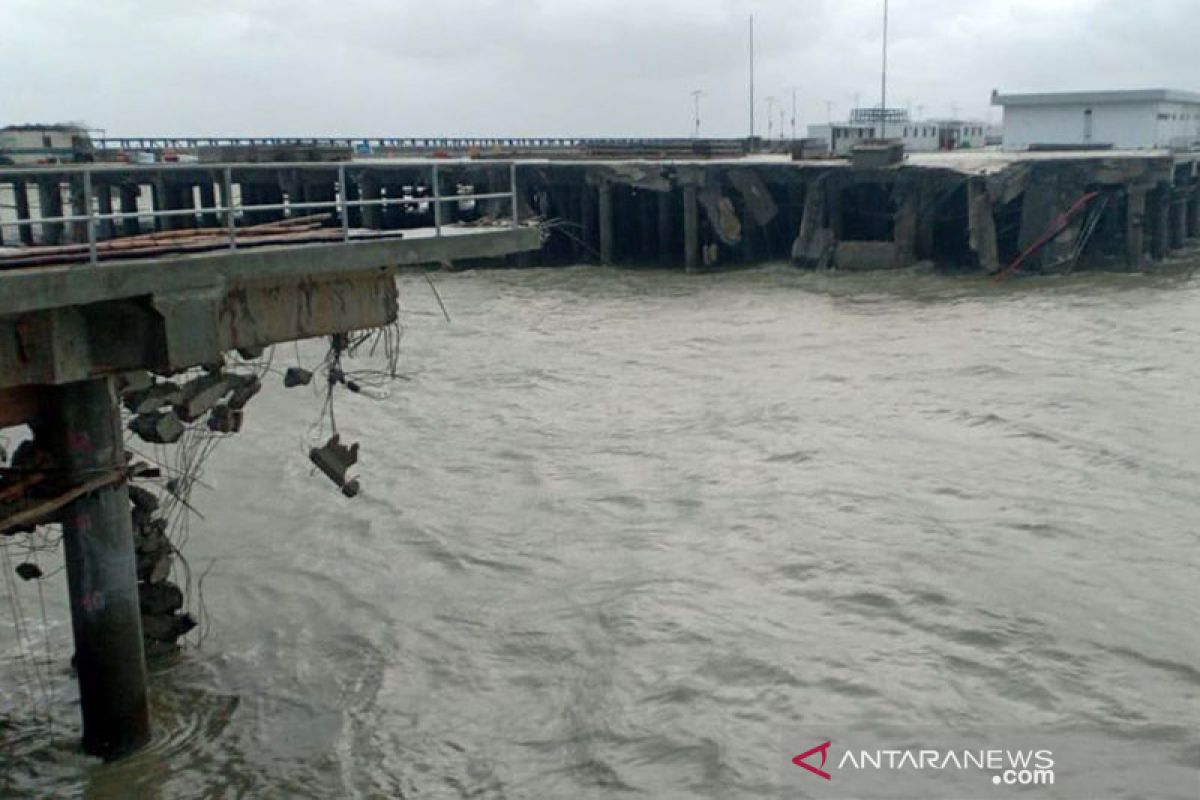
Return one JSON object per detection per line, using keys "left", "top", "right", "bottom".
{"left": 880, "top": 0, "right": 889, "bottom": 139}
{"left": 749, "top": 14, "right": 756, "bottom": 140}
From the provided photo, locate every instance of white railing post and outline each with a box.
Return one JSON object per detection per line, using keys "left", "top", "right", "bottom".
{"left": 510, "top": 162, "right": 519, "bottom": 227}
{"left": 83, "top": 169, "right": 97, "bottom": 265}
{"left": 338, "top": 164, "right": 350, "bottom": 242}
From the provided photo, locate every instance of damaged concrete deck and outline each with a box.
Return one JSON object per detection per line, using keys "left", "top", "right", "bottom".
{"left": 0, "top": 224, "right": 541, "bottom": 402}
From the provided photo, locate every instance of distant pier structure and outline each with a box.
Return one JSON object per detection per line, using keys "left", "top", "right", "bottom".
{"left": 5, "top": 147, "right": 1197, "bottom": 276}
{"left": 1, "top": 140, "right": 1199, "bottom": 760}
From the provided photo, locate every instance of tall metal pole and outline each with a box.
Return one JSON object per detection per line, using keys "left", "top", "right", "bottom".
{"left": 881, "top": 0, "right": 890, "bottom": 140}
{"left": 791, "top": 88, "right": 798, "bottom": 140}
{"left": 748, "top": 14, "right": 755, "bottom": 141}
{"left": 691, "top": 90, "right": 704, "bottom": 138}
{"left": 47, "top": 377, "right": 150, "bottom": 760}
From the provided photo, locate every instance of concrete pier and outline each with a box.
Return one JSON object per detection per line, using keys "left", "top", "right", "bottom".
{"left": 1, "top": 149, "right": 1196, "bottom": 277}
{"left": 46, "top": 376, "right": 150, "bottom": 760}
{"left": 0, "top": 161, "right": 541, "bottom": 758}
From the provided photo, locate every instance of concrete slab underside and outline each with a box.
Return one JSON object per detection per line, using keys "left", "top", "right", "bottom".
{"left": 0, "top": 226, "right": 541, "bottom": 395}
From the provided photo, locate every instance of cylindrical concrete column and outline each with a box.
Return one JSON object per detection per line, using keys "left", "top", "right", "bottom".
{"left": 683, "top": 184, "right": 699, "bottom": 273}
{"left": 14, "top": 180, "right": 34, "bottom": 245}
{"left": 598, "top": 182, "right": 614, "bottom": 265}
{"left": 581, "top": 184, "right": 597, "bottom": 258}
{"left": 69, "top": 176, "right": 88, "bottom": 244}
{"left": 198, "top": 182, "right": 219, "bottom": 228}
{"left": 46, "top": 377, "right": 150, "bottom": 760}
{"left": 1187, "top": 189, "right": 1200, "bottom": 239}
{"left": 96, "top": 184, "right": 115, "bottom": 240}
{"left": 1169, "top": 195, "right": 1187, "bottom": 250}
{"left": 119, "top": 184, "right": 141, "bottom": 237}
{"left": 359, "top": 175, "right": 382, "bottom": 229}
{"left": 657, "top": 189, "right": 673, "bottom": 263}
{"left": 1149, "top": 186, "right": 1169, "bottom": 260}
{"left": 1126, "top": 186, "right": 1146, "bottom": 269}
{"left": 37, "top": 178, "right": 65, "bottom": 245}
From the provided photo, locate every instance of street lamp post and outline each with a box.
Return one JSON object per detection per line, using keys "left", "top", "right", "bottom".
{"left": 881, "top": 0, "right": 890, "bottom": 139}
{"left": 790, "top": 88, "right": 798, "bottom": 140}
{"left": 691, "top": 90, "right": 705, "bottom": 138}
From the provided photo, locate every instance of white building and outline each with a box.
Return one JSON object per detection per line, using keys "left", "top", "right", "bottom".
{"left": 807, "top": 108, "right": 988, "bottom": 156}
{"left": 0, "top": 123, "right": 93, "bottom": 164}
{"left": 993, "top": 89, "right": 1200, "bottom": 151}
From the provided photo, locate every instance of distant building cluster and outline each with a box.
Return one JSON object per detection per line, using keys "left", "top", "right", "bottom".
{"left": 0, "top": 123, "right": 93, "bottom": 165}
{"left": 807, "top": 108, "right": 994, "bottom": 156}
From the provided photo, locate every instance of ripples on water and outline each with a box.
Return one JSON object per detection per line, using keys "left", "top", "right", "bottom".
{"left": 2, "top": 262, "right": 1199, "bottom": 798}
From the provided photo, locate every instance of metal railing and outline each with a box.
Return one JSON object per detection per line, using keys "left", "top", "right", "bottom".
{"left": 4, "top": 161, "right": 523, "bottom": 265}
{"left": 92, "top": 136, "right": 756, "bottom": 151}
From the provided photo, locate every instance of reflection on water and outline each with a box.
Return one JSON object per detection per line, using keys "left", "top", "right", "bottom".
{"left": 3, "top": 261, "right": 1199, "bottom": 797}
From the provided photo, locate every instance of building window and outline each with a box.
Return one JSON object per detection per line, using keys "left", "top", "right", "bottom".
{"left": 42, "top": 135, "right": 52, "bottom": 148}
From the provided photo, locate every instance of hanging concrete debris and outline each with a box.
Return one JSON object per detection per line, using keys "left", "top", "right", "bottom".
{"left": 309, "top": 434, "right": 361, "bottom": 497}
{"left": 228, "top": 374, "right": 262, "bottom": 409}
{"left": 284, "top": 367, "right": 313, "bottom": 387}
{"left": 123, "top": 381, "right": 182, "bottom": 415}
{"left": 698, "top": 188, "right": 742, "bottom": 246}
{"left": 129, "top": 409, "right": 186, "bottom": 444}
{"left": 114, "top": 364, "right": 270, "bottom": 657}
{"left": 15, "top": 562, "right": 42, "bottom": 581}
{"left": 206, "top": 404, "right": 243, "bottom": 433}
{"left": 175, "top": 372, "right": 238, "bottom": 422}
{"left": 727, "top": 169, "right": 778, "bottom": 227}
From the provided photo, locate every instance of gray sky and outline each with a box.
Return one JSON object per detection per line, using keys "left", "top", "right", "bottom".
{"left": 1, "top": 0, "right": 1196, "bottom": 138}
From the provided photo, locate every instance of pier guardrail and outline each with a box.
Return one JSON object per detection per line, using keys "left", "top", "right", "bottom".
{"left": 1, "top": 161, "right": 522, "bottom": 266}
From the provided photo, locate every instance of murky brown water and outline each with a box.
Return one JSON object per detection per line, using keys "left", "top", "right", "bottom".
{"left": 2, "top": 261, "right": 1199, "bottom": 798}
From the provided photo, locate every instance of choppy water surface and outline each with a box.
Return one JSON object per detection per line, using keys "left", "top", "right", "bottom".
{"left": 2, "top": 263, "right": 1199, "bottom": 798}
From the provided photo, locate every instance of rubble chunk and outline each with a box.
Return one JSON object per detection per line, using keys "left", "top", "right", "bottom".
{"left": 284, "top": 367, "right": 313, "bottom": 388}
{"left": 129, "top": 410, "right": 185, "bottom": 444}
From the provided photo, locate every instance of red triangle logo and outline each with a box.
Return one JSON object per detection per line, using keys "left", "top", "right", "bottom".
{"left": 793, "top": 740, "right": 832, "bottom": 780}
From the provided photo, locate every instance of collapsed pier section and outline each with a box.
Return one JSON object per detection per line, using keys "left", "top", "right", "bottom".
{"left": 509, "top": 152, "right": 1199, "bottom": 274}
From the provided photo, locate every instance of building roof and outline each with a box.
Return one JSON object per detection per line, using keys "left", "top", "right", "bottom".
{"left": 991, "top": 89, "right": 1200, "bottom": 107}
{"left": 1, "top": 123, "right": 88, "bottom": 133}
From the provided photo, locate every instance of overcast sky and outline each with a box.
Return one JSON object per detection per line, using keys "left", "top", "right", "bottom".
{"left": 1, "top": 0, "right": 1196, "bottom": 138}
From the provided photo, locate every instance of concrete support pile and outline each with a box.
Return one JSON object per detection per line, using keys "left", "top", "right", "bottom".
{"left": 1126, "top": 186, "right": 1147, "bottom": 269}
{"left": 47, "top": 377, "right": 151, "bottom": 760}
{"left": 1187, "top": 186, "right": 1200, "bottom": 239}
{"left": 1169, "top": 192, "right": 1187, "bottom": 251}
